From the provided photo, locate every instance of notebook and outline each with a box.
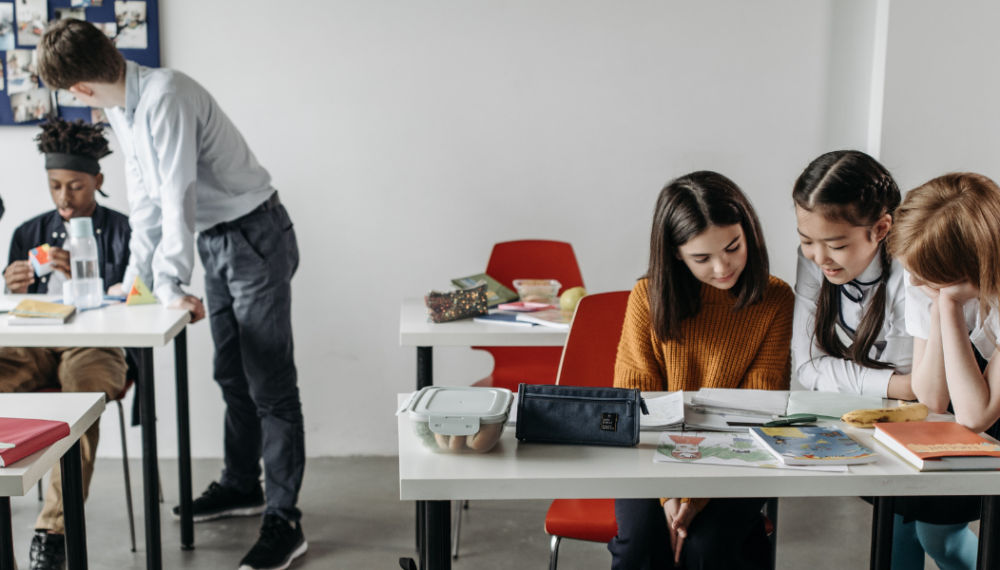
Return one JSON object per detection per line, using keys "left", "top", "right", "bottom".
{"left": 8, "top": 299, "right": 76, "bottom": 325}
{"left": 640, "top": 392, "right": 685, "bottom": 431}
{"left": 749, "top": 426, "right": 879, "bottom": 466}
{"left": 473, "top": 313, "right": 535, "bottom": 327}
{"left": 0, "top": 418, "right": 71, "bottom": 467}
{"left": 515, "top": 310, "right": 572, "bottom": 330}
{"left": 691, "top": 389, "right": 789, "bottom": 416}
{"left": 874, "top": 421, "right": 1000, "bottom": 471}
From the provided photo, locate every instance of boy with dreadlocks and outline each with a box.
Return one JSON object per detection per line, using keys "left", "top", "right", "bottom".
{"left": 0, "top": 118, "right": 130, "bottom": 570}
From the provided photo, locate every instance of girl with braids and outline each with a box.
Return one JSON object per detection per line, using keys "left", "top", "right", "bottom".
{"left": 793, "top": 153, "right": 978, "bottom": 570}
{"left": 0, "top": 118, "right": 131, "bottom": 570}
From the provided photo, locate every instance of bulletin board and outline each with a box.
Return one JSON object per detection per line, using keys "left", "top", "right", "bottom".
{"left": 0, "top": 0, "right": 159, "bottom": 126}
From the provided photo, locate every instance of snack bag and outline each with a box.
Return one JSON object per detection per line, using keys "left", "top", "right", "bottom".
{"left": 29, "top": 244, "right": 54, "bottom": 277}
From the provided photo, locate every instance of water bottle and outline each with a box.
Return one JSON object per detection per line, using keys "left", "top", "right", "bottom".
{"left": 67, "top": 217, "right": 103, "bottom": 309}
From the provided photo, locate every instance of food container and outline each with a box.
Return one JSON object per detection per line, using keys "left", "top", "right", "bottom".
{"left": 513, "top": 279, "right": 562, "bottom": 305}
{"left": 406, "top": 386, "right": 513, "bottom": 454}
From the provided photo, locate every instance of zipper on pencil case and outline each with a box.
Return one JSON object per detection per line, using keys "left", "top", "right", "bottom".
{"left": 522, "top": 394, "right": 634, "bottom": 404}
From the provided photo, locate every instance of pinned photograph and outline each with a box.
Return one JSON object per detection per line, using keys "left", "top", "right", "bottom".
{"left": 71, "top": 0, "right": 103, "bottom": 5}
{"left": 91, "top": 107, "right": 108, "bottom": 125}
{"left": 0, "top": 3, "right": 14, "bottom": 51}
{"left": 11, "top": 86, "right": 53, "bottom": 123}
{"left": 57, "top": 89, "right": 87, "bottom": 107}
{"left": 114, "top": 1, "right": 145, "bottom": 49}
{"left": 92, "top": 21, "right": 116, "bottom": 40}
{"left": 6, "top": 49, "right": 36, "bottom": 94}
{"left": 15, "top": 0, "right": 46, "bottom": 47}
{"left": 55, "top": 7, "right": 85, "bottom": 20}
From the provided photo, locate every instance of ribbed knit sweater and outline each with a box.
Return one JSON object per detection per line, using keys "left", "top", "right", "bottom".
{"left": 614, "top": 275, "right": 795, "bottom": 511}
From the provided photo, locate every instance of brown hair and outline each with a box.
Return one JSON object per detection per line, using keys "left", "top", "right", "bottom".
{"left": 792, "top": 150, "right": 901, "bottom": 370}
{"left": 37, "top": 19, "right": 125, "bottom": 90}
{"left": 645, "top": 171, "right": 769, "bottom": 343}
{"left": 889, "top": 172, "right": 1000, "bottom": 329}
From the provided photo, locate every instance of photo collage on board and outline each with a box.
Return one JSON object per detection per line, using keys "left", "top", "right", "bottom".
{"left": 0, "top": 0, "right": 152, "bottom": 125}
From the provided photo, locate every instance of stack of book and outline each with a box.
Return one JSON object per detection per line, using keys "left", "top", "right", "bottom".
{"left": 683, "top": 389, "right": 791, "bottom": 432}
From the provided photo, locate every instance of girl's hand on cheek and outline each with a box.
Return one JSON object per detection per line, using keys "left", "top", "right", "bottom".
{"left": 918, "top": 285, "right": 940, "bottom": 301}
{"left": 939, "top": 282, "right": 979, "bottom": 305}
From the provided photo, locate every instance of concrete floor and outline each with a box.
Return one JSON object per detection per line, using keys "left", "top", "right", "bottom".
{"left": 7, "top": 457, "right": 958, "bottom": 569}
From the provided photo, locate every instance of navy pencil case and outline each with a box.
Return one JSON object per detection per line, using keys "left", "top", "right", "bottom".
{"left": 515, "top": 384, "right": 648, "bottom": 447}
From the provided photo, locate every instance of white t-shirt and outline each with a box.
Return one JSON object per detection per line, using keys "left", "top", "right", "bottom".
{"left": 793, "top": 247, "right": 913, "bottom": 397}
{"left": 903, "top": 270, "right": 998, "bottom": 360}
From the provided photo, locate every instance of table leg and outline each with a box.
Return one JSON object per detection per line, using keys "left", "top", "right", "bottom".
{"left": 174, "top": 329, "right": 194, "bottom": 551}
{"left": 0, "top": 498, "right": 13, "bottom": 570}
{"left": 870, "top": 496, "right": 894, "bottom": 570}
{"left": 138, "top": 347, "right": 162, "bottom": 570}
{"left": 62, "top": 441, "right": 88, "bottom": 570}
{"left": 416, "top": 347, "right": 432, "bottom": 555}
{"left": 424, "top": 500, "right": 451, "bottom": 570}
{"left": 977, "top": 496, "right": 1000, "bottom": 569}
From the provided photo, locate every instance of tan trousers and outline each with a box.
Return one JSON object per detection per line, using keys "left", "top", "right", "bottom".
{"left": 0, "top": 347, "right": 126, "bottom": 534}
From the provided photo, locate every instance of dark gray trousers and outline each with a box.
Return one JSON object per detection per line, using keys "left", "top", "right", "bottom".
{"left": 197, "top": 194, "right": 304, "bottom": 522}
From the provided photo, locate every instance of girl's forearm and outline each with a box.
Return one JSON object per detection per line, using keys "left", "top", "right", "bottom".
{"left": 939, "top": 297, "right": 994, "bottom": 431}
{"left": 911, "top": 300, "right": 950, "bottom": 412}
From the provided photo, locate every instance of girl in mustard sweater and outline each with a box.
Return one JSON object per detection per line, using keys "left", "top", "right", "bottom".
{"left": 610, "top": 171, "right": 794, "bottom": 570}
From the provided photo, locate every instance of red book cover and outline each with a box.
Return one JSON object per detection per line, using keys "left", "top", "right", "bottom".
{"left": 876, "top": 421, "right": 1000, "bottom": 459}
{"left": 0, "top": 418, "right": 71, "bottom": 467}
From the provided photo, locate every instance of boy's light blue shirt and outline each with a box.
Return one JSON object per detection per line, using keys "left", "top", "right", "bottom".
{"left": 106, "top": 61, "right": 275, "bottom": 304}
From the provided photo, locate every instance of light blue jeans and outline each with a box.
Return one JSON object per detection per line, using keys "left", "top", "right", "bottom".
{"left": 891, "top": 514, "right": 978, "bottom": 570}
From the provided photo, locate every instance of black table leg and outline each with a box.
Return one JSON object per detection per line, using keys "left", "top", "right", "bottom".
{"left": 62, "top": 441, "right": 88, "bottom": 570}
{"left": 138, "top": 347, "right": 162, "bottom": 570}
{"left": 0, "top": 497, "right": 13, "bottom": 570}
{"left": 424, "top": 500, "right": 450, "bottom": 570}
{"left": 416, "top": 347, "right": 432, "bottom": 555}
{"left": 870, "top": 496, "right": 894, "bottom": 570}
{"left": 174, "top": 329, "right": 194, "bottom": 551}
{"left": 978, "top": 496, "right": 1000, "bottom": 569}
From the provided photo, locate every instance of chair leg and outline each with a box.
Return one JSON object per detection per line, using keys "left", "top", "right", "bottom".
{"left": 451, "top": 500, "right": 463, "bottom": 560}
{"left": 158, "top": 463, "right": 164, "bottom": 504}
{"left": 549, "top": 535, "right": 562, "bottom": 570}
{"left": 116, "top": 400, "right": 138, "bottom": 553}
{"left": 37, "top": 479, "right": 42, "bottom": 502}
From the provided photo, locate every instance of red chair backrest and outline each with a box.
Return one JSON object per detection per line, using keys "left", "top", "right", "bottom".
{"left": 556, "top": 291, "right": 631, "bottom": 387}
{"left": 485, "top": 240, "right": 585, "bottom": 293}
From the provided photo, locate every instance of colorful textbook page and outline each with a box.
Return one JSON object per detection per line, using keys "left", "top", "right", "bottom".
{"left": 749, "top": 426, "right": 878, "bottom": 466}
{"left": 654, "top": 431, "right": 847, "bottom": 472}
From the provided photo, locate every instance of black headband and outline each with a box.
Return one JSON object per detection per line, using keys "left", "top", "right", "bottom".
{"left": 45, "top": 153, "right": 101, "bottom": 175}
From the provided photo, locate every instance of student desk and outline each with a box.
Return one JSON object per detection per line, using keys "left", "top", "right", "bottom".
{"left": 0, "top": 392, "right": 105, "bottom": 570}
{"left": 0, "top": 296, "right": 192, "bottom": 570}
{"left": 398, "top": 392, "right": 1000, "bottom": 570}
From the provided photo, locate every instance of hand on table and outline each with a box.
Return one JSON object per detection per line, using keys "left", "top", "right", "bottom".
{"left": 664, "top": 498, "right": 699, "bottom": 567}
{"left": 107, "top": 282, "right": 124, "bottom": 296}
{"left": 48, "top": 247, "right": 71, "bottom": 279}
{"left": 169, "top": 295, "right": 206, "bottom": 324}
{"left": 887, "top": 373, "right": 915, "bottom": 401}
{"left": 3, "top": 261, "right": 34, "bottom": 293}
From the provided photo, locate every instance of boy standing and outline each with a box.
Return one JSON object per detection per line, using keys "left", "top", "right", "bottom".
{"left": 38, "top": 20, "right": 306, "bottom": 570}
{"left": 1, "top": 118, "right": 129, "bottom": 570}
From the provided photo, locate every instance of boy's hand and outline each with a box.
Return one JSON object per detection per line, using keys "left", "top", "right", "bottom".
{"left": 48, "top": 247, "right": 71, "bottom": 279}
{"left": 107, "top": 283, "right": 125, "bottom": 296}
{"left": 4, "top": 261, "right": 34, "bottom": 293}
{"left": 169, "top": 295, "right": 205, "bottom": 324}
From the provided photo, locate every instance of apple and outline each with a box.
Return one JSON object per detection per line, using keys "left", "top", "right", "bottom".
{"left": 560, "top": 286, "right": 587, "bottom": 312}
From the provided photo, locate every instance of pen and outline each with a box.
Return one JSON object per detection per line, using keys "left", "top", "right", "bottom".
{"left": 763, "top": 416, "right": 818, "bottom": 427}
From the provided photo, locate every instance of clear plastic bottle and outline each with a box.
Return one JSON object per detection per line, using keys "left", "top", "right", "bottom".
{"left": 67, "top": 217, "right": 103, "bottom": 309}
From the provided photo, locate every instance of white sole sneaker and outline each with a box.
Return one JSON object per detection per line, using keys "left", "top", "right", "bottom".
{"left": 238, "top": 539, "right": 308, "bottom": 570}
{"left": 172, "top": 503, "right": 267, "bottom": 523}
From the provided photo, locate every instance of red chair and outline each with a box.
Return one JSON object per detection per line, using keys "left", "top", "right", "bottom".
{"left": 543, "top": 291, "right": 778, "bottom": 570}
{"left": 471, "top": 240, "right": 585, "bottom": 391}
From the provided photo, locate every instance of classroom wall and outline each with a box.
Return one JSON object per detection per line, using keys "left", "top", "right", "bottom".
{"left": 0, "top": 1, "right": 879, "bottom": 458}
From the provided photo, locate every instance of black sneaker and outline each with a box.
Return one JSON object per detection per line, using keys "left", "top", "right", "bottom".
{"left": 238, "top": 515, "right": 308, "bottom": 570}
{"left": 172, "top": 481, "right": 265, "bottom": 523}
{"left": 29, "top": 531, "right": 65, "bottom": 570}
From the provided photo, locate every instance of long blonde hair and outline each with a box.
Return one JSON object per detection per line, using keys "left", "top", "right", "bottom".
{"left": 889, "top": 172, "right": 1000, "bottom": 332}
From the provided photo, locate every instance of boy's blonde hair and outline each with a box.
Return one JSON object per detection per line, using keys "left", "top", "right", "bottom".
{"left": 37, "top": 19, "right": 125, "bottom": 90}
{"left": 889, "top": 172, "right": 1000, "bottom": 327}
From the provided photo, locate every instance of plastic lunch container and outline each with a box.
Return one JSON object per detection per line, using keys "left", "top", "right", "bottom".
{"left": 406, "top": 386, "right": 513, "bottom": 454}
{"left": 513, "top": 279, "right": 562, "bottom": 304}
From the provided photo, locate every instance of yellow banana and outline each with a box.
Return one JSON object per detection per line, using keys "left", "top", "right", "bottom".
{"left": 840, "top": 402, "right": 929, "bottom": 428}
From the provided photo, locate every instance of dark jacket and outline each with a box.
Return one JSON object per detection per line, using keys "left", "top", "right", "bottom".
{"left": 7, "top": 204, "right": 131, "bottom": 292}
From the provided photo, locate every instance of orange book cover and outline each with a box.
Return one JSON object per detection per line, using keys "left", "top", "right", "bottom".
{"left": 875, "top": 422, "right": 1000, "bottom": 459}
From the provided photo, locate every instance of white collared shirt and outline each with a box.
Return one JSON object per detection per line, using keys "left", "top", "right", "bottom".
{"left": 792, "top": 247, "right": 913, "bottom": 397}
{"left": 106, "top": 61, "right": 275, "bottom": 303}
{"left": 904, "top": 272, "right": 998, "bottom": 360}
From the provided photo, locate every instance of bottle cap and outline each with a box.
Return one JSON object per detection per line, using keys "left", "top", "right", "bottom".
{"left": 68, "top": 217, "right": 94, "bottom": 238}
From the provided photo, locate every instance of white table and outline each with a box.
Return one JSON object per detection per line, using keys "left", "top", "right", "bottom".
{"left": 398, "top": 392, "right": 1000, "bottom": 570}
{"left": 0, "top": 393, "right": 105, "bottom": 570}
{"left": 0, "top": 296, "right": 192, "bottom": 570}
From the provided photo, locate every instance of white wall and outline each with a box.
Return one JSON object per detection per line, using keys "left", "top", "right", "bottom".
{"left": 0, "top": 1, "right": 878, "bottom": 458}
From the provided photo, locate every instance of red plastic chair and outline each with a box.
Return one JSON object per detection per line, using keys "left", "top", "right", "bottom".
{"left": 472, "top": 240, "right": 585, "bottom": 391}
{"left": 544, "top": 291, "right": 629, "bottom": 570}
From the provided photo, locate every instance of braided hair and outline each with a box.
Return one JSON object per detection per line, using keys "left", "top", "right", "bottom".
{"left": 36, "top": 117, "right": 111, "bottom": 162}
{"left": 792, "top": 150, "right": 901, "bottom": 370}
